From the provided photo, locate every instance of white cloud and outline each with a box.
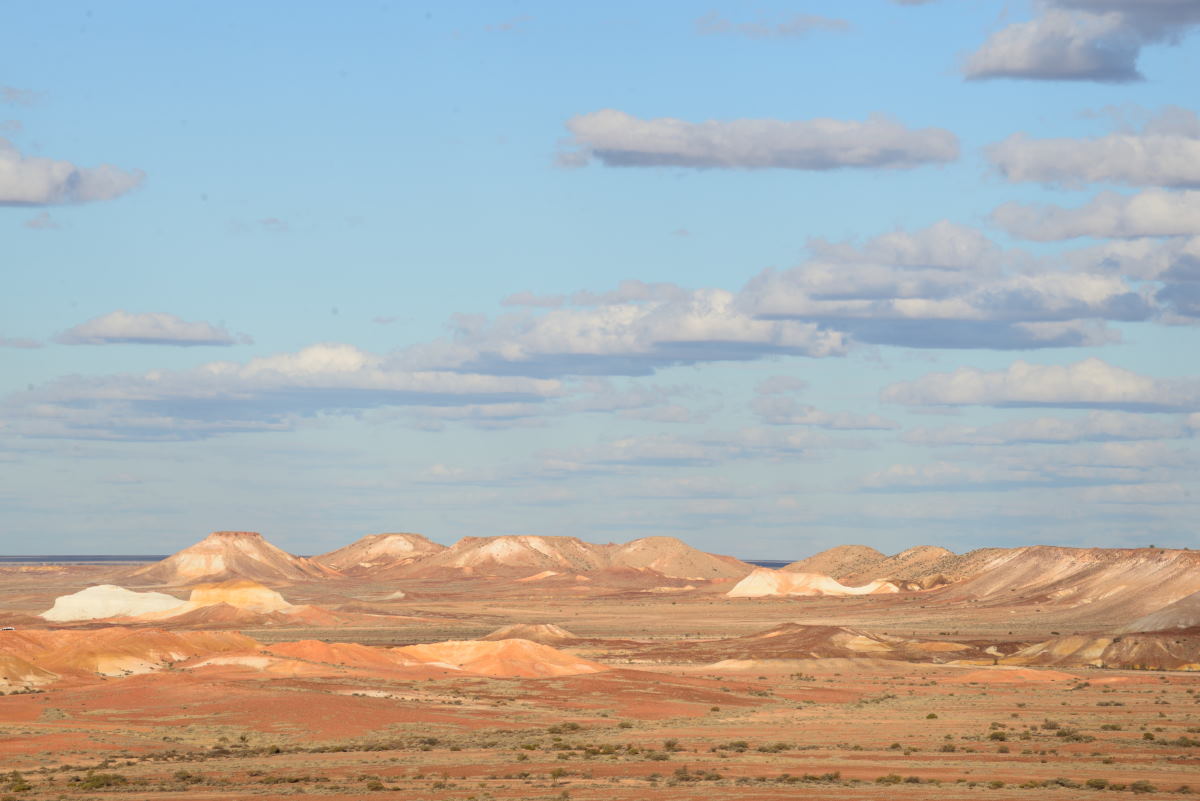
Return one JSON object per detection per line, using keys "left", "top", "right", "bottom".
{"left": 1066, "top": 235, "right": 1200, "bottom": 279}
{"left": 903, "top": 410, "right": 1196, "bottom": 446}
{"left": 538, "top": 427, "right": 862, "bottom": 473}
{"left": 965, "top": 2, "right": 1200, "bottom": 83}
{"left": 863, "top": 461, "right": 1043, "bottom": 490}
{"left": 865, "top": 440, "right": 1192, "bottom": 492}
{"left": 987, "top": 107, "right": 1200, "bottom": 188}
{"left": 694, "top": 11, "right": 850, "bottom": 38}
{"left": 561, "top": 109, "right": 959, "bottom": 170}
{"left": 738, "top": 220, "right": 1150, "bottom": 348}
{"left": 2, "top": 343, "right": 563, "bottom": 440}
{"left": 55, "top": 311, "right": 241, "bottom": 347}
{"left": 883, "top": 358, "right": 1200, "bottom": 412}
{"left": 991, "top": 189, "right": 1200, "bottom": 241}
{"left": 403, "top": 287, "right": 847, "bottom": 378}
{"left": 0, "top": 138, "right": 144, "bottom": 206}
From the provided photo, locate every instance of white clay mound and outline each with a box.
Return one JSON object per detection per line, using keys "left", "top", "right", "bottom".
{"left": 727, "top": 568, "right": 899, "bottom": 598}
{"left": 40, "top": 585, "right": 186, "bottom": 622}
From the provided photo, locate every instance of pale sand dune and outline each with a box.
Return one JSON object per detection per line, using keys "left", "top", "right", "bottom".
{"left": 39, "top": 585, "right": 186, "bottom": 622}
{"left": 727, "top": 568, "right": 899, "bottom": 598}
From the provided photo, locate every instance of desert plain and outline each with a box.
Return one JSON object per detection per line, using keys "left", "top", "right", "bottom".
{"left": 1, "top": 531, "right": 1198, "bottom": 801}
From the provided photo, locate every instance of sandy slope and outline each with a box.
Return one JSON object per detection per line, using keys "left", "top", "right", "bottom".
{"left": 727, "top": 568, "right": 899, "bottom": 598}
{"left": 933, "top": 546, "right": 1200, "bottom": 623}
{"left": 1004, "top": 629, "right": 1200, "bottom": 671}
{"left": 605, "top": 536, "right": 754, "bottom": 580}
{"left": 124, "top": 531, "right": 338, "bottom": 586}
{"left": 393, "top": 638, "right": 609, "bottom": 678}
{"left": 481, "top": 623, "right": 580, "bottom": 644}
{"left": 313, "top": 532, "right": 446, "bottom": 574}
{"left": 1122, "top": 590, "right": 1200, "bottom": 633}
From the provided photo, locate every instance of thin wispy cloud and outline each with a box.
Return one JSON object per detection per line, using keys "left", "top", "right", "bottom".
{"left": 694, "top": 11, "right": 851, "bottom": 39}
{"left": 55, "top": 311, "right": 243, "bottom": 347}
{"left": 561, "top": 110, "right": 959, "bottom": 170}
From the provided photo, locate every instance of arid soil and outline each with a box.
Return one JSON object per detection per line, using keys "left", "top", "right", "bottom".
{"left": 2, "top": 536, "right": 1199, "bottom": 799}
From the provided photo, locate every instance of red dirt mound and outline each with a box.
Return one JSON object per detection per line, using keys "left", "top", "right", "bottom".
{"left": 0, "top": 628, "right": 257, "bottom": 679}
{"left": 392, "top": 638, "right": 609, "bottom": 678}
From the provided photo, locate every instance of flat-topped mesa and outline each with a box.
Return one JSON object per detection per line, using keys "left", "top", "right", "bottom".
{"left": 314, "top": 532, "right": 447, "bottom": 575}
{"left": 123, "top": 531, "right": 339, "bottom": 587}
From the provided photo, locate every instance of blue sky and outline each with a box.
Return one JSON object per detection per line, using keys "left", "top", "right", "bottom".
{"left": 3, "top": 0, "right": 1200, "bottom": 557}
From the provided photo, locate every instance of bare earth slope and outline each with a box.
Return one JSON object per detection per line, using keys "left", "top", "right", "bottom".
{"left": 842, "top": 545, "right": 955, "bottom": 585}
{"left": 638, "top": 622, "right": 991, "bottom": 664}
{"left": 728, "top": 568, "right": 898, "bottom": 598}
{"left": 123, "top": 531, "right": 338, "bottom": 586}
{"left": 933, "top": 546, "right": 1200, "bottom": 624}
{"left": 313, "top": 532, "right": 446, "bottom": 574}
{"left": 397, "top": 535, "right": 610, "bottom": 577}
{"left": 1004, "top": 629, "right": 1200, "bottom": 671}
{"left": 783, "top": 545, "right": 885, "bottom": 579}
{"left": 481, "top": 623, "right": 581, "bottom": 645}
{"left": 605, "top": 536, "right": 754, "bottom": 580}
{"left": 1122, "top": 590, "right": 1200, "bottom": 633}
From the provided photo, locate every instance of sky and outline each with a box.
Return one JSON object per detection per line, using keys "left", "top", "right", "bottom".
{"left": 3, "top": 0, "right": 1200, "bottom": 558}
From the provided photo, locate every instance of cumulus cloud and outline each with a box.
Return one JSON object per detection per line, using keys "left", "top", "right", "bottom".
{"left": 1067, "top": 234, "right": 1200, "bottom": 279}
{"left": 903, "top": 410, "right": 1196, "bottom": 446}
{"left": 402, "top": 288, "right": 847, "bottom": 378}
{"left": 561, "top": 110, "right": 959, "bottom": 170}
{"left": 965, "top": 1, "right": 1200, "bottom": 83}
{"left": 883, "top": 358, "right": 1200, "bottom": 412}
{"left": 1, "top": 343, "right": 562, "bottom": 440}
{"left": 1062, "top": 235, "right": 1200, "bottom": 321}
{"left": 988, "top": 107, "right": 1200, "bottom": 188}
{"left": 0, "top": 138, "right": 144, "bottom": 206}
{"left": 694, "top": 11, "right": 850, "bottom": 38}
{"left": 55, "top": 311, "right": 242, "bottom": 347}
{"left": 991, "top": 189, "right": 1200, "bottom": 241}
{"left": 738, "top": 220, "right": 1150, "bottom": 348}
